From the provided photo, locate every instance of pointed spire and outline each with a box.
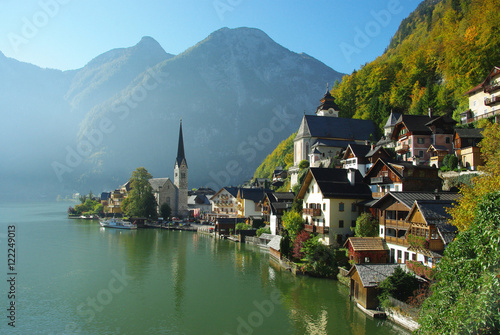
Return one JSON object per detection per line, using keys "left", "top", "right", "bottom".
{"left": 176, "top": 119, "right": 187, "bottom": 167}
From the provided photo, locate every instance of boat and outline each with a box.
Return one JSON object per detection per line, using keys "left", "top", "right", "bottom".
{"left": 99, "top": 218, "right": 137, "bottom": 230}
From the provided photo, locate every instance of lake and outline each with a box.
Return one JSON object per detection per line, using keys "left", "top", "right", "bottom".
{"left": 0, "top": 202, "right": 409, "bottom": 334}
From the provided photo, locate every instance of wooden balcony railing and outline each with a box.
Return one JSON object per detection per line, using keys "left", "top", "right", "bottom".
{"left": 395, "top": 143, "right": 409, "bottom": 153}
{"left": 304, "top": 224, "right": 316, "bottom": 233}
{"left": 385, "top": 236, "right": 409, "bottom": 247}
{"left": 303, "top": 208, "right": 322, "bottom": 216}
{"left": 317, "top": 226, "right": 329, "bottom": 234}
{"left": 485, "top": 82, "right": 500, "bottom": 93}
{"left": 485, "top": 96, "right": 500, "bottom": 106}
{"left": 370, "top": 176, "right": 391, "bottom": 184}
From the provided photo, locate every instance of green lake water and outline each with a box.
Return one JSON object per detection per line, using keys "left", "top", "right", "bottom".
{"left": 0, "top": 202, "right": 409, "bottom": 334}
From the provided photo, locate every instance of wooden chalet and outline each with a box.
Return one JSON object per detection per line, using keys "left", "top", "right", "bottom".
{"left": 343, "top": 237, "right": 389, "bottom": 264}
{"left": 405, "top": 200, "right": 458, "bottom": 267}
{"left": 364, "top": 158, "right": 442, "bottom": 199}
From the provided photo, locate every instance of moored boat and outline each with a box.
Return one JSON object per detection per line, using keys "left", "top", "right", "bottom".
{"left": 99, "top": 218, "right": 137, "bottom": 230}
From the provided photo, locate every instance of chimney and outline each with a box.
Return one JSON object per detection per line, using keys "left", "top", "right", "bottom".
{"left": 434, "top": 189, "right": 440, "bottom": 200}
{"left": 347, "top": 169, "right": 356, "bottom": 186}
{"left": 428, "top": 107, "right": 432, "bottom": 118}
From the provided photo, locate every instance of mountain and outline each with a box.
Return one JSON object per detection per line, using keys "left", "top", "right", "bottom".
{"left": 331, "top": 0, "right": 500, "bottom": 131}
{"left": 0, "top": 28, "right": 344, "bottom": 200}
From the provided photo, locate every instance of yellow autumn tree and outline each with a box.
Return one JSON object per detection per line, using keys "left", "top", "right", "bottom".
{"left": 449, "top": 122, "right": 500, "bottom": 231}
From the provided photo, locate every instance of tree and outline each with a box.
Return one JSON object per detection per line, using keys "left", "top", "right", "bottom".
{"left": 301, "top": 235, "right": 339, "bottom": 278}
{"left": 122, "top": 167, "right": 157, "bottom": 219}
{"left": 352, "top": 213, "right": 379, "bottom": 237}
{"left": 417, "top": 192, "right": 500, "bottom": 334}
{"left": 448, "top": 122, "right": 500, "bottom": 231}
{"left": 292, "top": 230, "right": 310, "bottom": 260}
{"left": 160, "top": 203, "right": 171, "bottom": 219}
{"left": 298, "top": 160, "right": 310, "bottom": 169}
{"left": 281, "top": 210, "right": 304, "bottom": 240}
{"left": 378, "top": 266, "right": 421, "bottom": 303}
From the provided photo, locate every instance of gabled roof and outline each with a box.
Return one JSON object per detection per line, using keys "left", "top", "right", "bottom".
{"left": 427, "top": 144, "right": 449, "bottom": 153}
{"left": 259, "top": 233, "right": 275, "bottom": 241}
{"left": 371, "top": 191, "right": 460, "bottom": 209}
{"left": 424, "top": 115, "right": 457, "bottom": 128}
{"left": 343, "top": 144, "right": 372, "bottom": 160}
{"left": 366, "top": 145, "right": 389, "bottom": 159}
{"left": 267, "top": 235, "right": 282, "bottom": 251}
{"left": 295, "top": 115, "right": 376, "bottom": 142}
{"left": 364, "top": 158, "right": 439, "bottom": 182}
{"left": 464, "top": 66, "right": 500, "bottom": 95}
{"left": 297, "top": 168, "right": 372, "bottom": 200}
{"left": 391, "top": 114, "right": 433, "bottom": 138}
{"left": 454, "top": 128, "right": 484, "bottom": 139}
{"left": 409, "top": 200, "right": 455, "bottom": 226}
{"left": 210, "top": 187, "right": 240, "bottom": 200}
{"left": 348, "top": 264, "right": 401, "bottom": 288}
{"left": 149, "top": 178, "right": 175, "bottom": 191}
{"left": 238, "top": 188, "right": 269, "bottom": 203}
{"left": 343, "top": 237, "right": 389, "bottom": 252}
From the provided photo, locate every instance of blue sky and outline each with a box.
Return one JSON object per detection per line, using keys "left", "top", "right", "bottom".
{"left": 0, "top": 0, "right": 421, "bottom": 74}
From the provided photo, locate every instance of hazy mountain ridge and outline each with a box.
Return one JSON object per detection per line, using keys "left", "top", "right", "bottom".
{"left": 1, "top": 27, "right": 344, "bottom": 200}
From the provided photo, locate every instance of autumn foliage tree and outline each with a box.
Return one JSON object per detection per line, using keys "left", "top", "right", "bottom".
{"left": 448, "top": 122, "right": 500, "bottom": 231}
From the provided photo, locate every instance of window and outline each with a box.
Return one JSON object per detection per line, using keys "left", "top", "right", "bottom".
{"left": 351, "top": 203, "right": 356, "bottom": 212}
{"left": 397, "top": 250, "right": 402, "bottom": 260}
{"left": 412, "top": 253, "right": 417, "bottom": 261}
{"left": 417, "top": 138, "right": 425, "bottom": 144}
{"left": 380, "top": 228, "right": 384, "bottom": 235}
{"left": 445, "top": 137, "right": 451, "bottom": 144}
{"left": 339, "top": 220, "right": 344, "bottom": 228}
{"left": 419, "top": 150, "right": 424, "bottom": 158}
{"left": 404, "top": 252, "right": 409, "bottom": 263}
{"left": 351, "top": 220, "right": 356, "bottom": 227}
{"left": 323, "top": 203, "right": 326, "bottom": 211}
{"left": 339, "top": 203, "right": 344, "bottom": 212}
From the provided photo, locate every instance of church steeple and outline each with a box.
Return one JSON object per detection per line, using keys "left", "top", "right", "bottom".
{"left": 315, "top": 83, "right": 340, "bottom": 117}
{"left": 175, "top": 119, "right": 187, "bottom": 168}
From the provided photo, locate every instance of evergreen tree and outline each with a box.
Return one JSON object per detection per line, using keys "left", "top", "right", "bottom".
{"left": 122, "top": 167, "right": 157, "bottom": 219}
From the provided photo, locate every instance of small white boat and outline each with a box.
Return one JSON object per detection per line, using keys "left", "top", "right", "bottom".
{"left": 99, "top": 218, "right": 137, "bottom": 230}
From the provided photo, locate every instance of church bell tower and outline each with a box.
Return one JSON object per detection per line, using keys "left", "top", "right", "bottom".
{"left": 174, "top": 119, "right": 188, "bottom": 216}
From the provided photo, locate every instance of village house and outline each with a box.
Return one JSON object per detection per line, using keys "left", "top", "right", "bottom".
{"left": 267, "top": 235, "right": 283, "bottom": 261}
{"left": 391, "top": 113, "right": 456, "bottom": 166}
{"left": 461, "top": 66, "right": 500, "bottom": 125}
{"left": 405, "top": 199, "right": 458, "bottom": 268}
{"left": 341, "top": 143, "right": 391, "bottom": 178}
{"left": 363, "top": 158, "right": 442, "bottom": 199}
{"left": 290, "top": 88, "right": 376, "bottom": 186}
{"left": 209, "top": 187, "right": 239, "bottom": 219}
{"left": 236, "top": 188, "right": 269, "bottom": 219}
{"left": 369, "top": 191, "right": 459, "bottom": 265}
{"left": 261, "top": 192, "right": 295, "bottom": 235}
{"left": 297, "top": 167, "right": 372, "bottom": 246}
{"left": 453, "top": 128, "right": 484, "bottom": 170}
{"left": 343, "top": 237, "right": 390, "bottom": 264}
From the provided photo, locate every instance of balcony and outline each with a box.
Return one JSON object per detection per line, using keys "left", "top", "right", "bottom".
{"left": 485, "top": 82, "right": 500, "bottom": 93}
{"left": 461, "top": 109, "right": 500, "bottom": 124}
{"left": 385, "top": 236, "right": 409, "bottom": 247}
{"left": 317, "top": 226, "right": 329, "bottom": 234}
{"left": 304, "top": 224, "right": 316, "bottom": 233}
{"left": 303, "top": 208, "right": 322, "bottom": 216}
{"left": 370, "top": 176, "right": 391, "bottom": 184}
{"left": 484, "top": 96, "right": 500, "bottom": 106}
{"left": 395, "top": 143, "right": 409, "bottom": 153}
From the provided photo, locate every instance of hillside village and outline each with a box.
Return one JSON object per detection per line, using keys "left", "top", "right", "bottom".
{"left": 73, "top": 66, "right": 500, "bottom": 331}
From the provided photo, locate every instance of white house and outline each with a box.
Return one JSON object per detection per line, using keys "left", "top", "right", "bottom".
{"left": 297, "top": 168, "right": 372, "bottom": 246}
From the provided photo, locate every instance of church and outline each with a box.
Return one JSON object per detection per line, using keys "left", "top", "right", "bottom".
{"left": 290, "top": 87, "right": 376, "bottom": 186}
{"left": 149, "top": 120, "right": 189, "bottom": 217}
